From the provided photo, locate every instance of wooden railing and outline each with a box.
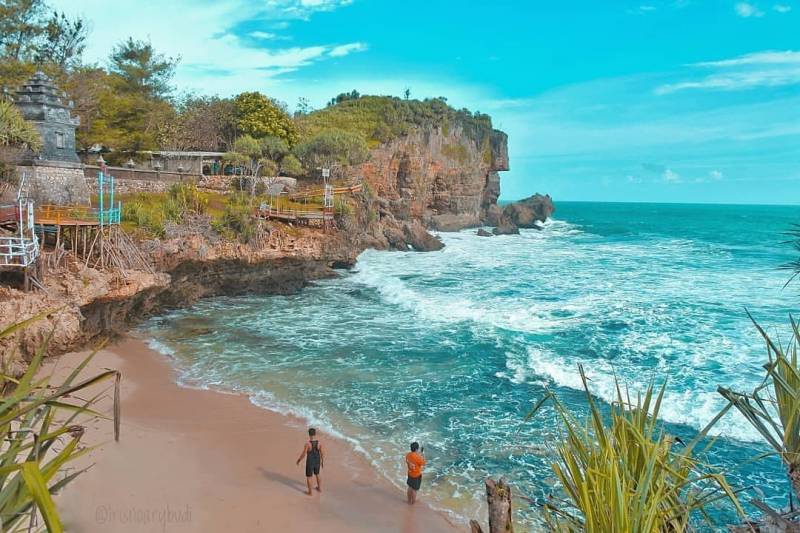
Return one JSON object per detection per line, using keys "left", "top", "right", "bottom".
{"left": 255, "top": 204, "right": 334, "bottom": 222}
{"left": 35, "top": 204, "right": 121, "bottom": 225}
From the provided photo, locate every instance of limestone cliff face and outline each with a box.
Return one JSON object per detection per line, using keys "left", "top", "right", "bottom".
{"left": 355, "top": 125, "right": 509, "bottom": 232}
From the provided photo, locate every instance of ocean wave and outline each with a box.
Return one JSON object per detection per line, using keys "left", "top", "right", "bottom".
{"left": 521, "top": 345, "right": 765, "bottom": 442}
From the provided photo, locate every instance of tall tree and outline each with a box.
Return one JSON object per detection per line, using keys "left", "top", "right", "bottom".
{"left": 0, "top": 0, "right": 47, "bottom": 62}
{"left": 234, "top": 91, "right": 297, "bottom": 143}
{"left": 159, "top": 95, "right": 237, "bottom": 151}
{"left": 292, "top": 128, "right": 368, "bottom": 176}
{"left": 109, "top": 37, "right": 178, "bottom": 99}
{"left": 35, "top": 11, "right": 88, "bottom": 69}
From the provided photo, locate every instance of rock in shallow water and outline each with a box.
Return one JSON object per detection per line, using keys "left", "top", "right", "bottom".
{"left": 492, "top": 217, "right": 520, "bottom": 235}
{"left": 476, "top": 228, "right": 493, "bottom": 237}
{"left": 503, "top": 193, "right": 555, "bottom": 228}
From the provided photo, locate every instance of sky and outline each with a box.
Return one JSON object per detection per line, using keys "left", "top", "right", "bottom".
{"left": 51, "top": 0, "right": 800, "bottom": 204}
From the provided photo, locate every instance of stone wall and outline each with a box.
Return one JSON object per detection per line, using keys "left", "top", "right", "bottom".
{"left": 84, "top": 171, "right": 297, "bottom": 196}
{"left": 17, "top": 163, "right": 89, "bottom": 205}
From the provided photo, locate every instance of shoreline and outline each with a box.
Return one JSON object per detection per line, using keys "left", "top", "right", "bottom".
{"left": 49, "top": 336, "right": 460, "bottom": 532}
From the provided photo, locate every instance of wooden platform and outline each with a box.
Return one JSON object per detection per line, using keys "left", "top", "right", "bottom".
{"left": 34, "top": 205, "right": 121, "bottom": 228}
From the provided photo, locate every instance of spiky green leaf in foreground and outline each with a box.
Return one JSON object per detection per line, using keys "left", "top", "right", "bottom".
{"left": 530, "top": 365, "right": 743, "bottom": 532}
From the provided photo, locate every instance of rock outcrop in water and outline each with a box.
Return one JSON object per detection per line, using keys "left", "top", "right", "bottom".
{"left": 490, "top": 193, "right": 555, "bottom": 234}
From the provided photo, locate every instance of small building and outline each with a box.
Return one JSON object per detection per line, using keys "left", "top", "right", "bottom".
{"left": 13, "top": 72, "right": 89, "bottom": 205}
{"left": 144, "top": 151, "right": 227, "bottom": 175}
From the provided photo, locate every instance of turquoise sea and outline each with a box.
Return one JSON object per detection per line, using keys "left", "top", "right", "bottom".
{"left": 144, "top": 202, "right": 800, "bottom": 529}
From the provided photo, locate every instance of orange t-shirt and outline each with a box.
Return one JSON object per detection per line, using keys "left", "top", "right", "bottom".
{"left": 406, "top": 451, "right": 426, "bottom": 478}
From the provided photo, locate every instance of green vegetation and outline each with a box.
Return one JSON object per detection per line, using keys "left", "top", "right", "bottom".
{"left": 122, "top": 182, "right": 210, "bottom": 237}
{"left": 298, "top": 94, "right": 493, "bottom": 147}
{"left": 719, "top": 315, "right": 800, "bottom": 503}
{"left": 293, "top": 128, "right": 369, "bottom": 173}
{"left": 531, "top": 366, "right": 742, "bottom": 531}
{"left": 234, "top": 92, "right": 298, "bottom": 144}
{"left": 0, "top": 97, "right": 41, "bottom": 183}
{"left": 441, "top": 141, "right": 470, "bottom": 164}
{"left": 0, "top": 314, "right": 121, "bottom": 532}
{"left": 0, "top": 98, "right": 41, "bottom": 150}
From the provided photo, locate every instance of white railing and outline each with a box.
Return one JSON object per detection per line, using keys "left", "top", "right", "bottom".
{"left": 0, "top": 196, "right": 40, "bottom": 269}
{"left": 0, "top": 235, "right": 39, "bottom": 267}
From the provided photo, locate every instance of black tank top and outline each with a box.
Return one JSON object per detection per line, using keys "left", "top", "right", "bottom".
{"left": 307, "top": 440, "right": 320, "bottom": 466}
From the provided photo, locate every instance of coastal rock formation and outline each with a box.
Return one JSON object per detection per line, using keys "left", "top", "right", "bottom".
{"left": 492, "top": 219, "right": 520, "bottom": 236}
{"left": 0, "top": 223, "right": 361, "bottom": 365}
{"left": 356, "top": 125, "right": 509, "bottom": 234}
{"left": 503, "top": 193, "right": 555, "bottom": 228}
{"left": 476, "top": 229, "right": 493, "bottom": 237}
{"left": 487, "top": 193, "right": 555, "bottom": 235}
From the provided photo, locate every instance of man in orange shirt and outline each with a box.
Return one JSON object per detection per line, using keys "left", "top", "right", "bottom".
{"left": 405, "top": 441, "right": 426, "bottom": 505}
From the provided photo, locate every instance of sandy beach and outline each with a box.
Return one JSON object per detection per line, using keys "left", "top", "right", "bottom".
{"left": 48, "top": 337, "right": 460, "bottom": 532}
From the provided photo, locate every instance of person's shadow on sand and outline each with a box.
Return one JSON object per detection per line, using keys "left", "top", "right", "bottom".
{"left": 257, "top": 467, "right": 308, "bottom": 495}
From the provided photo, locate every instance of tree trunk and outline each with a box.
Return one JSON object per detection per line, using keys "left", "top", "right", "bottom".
{"left": 790, "top": 464, "right": 800, "bottom": 510}
{"left": 486, "top": 478, "right": 514, "bottom": 533}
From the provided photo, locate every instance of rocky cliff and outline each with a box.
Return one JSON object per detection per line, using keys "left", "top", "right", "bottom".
{"left": 0, "top": 223, "right": 360, "bottom": 366}
{"left": 355, "top": 125, "right": 509, "bottom": 235}
{"left": 1, "top": 111, "right": 536, "bottom": 368}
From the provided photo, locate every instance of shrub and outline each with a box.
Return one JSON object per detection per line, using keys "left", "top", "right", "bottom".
{"left": 0, "top": 314, "right": 121, "bottom": 532}
{"left": 219, "top": 192, "right": 256, "bottom": 242}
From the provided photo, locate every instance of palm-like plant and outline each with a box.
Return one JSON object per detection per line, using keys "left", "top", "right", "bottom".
{"left": 0, "top": 99, "right": 41, "bottom": 151}
{"left": 531, "top": 366, "right": 743, "bottom": 532}
{"left": 0, "top": 314, "right": 120, "bottom": 532}
{"left": 718, "top": 315, "right": 800, "bottom": 505}
{"left": 781, "top": 225, "right": 800, "bottom": 288}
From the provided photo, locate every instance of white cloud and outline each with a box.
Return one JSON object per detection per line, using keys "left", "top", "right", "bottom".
{"left": 48, "top": 0, "right": 366, "bottom": 96}
{"left": 735, "top": 2, "right": 765, "bottom": 16}
{"left": 329, "top": 42, "right": 368, "bottom": 57}
{"left": 663, "top": 169, "right": 681, "bottom": 182}
{"left": 262, "top": 0, "right": 354, "bottom": 20}
{"left": 656, "top": 50, "right": 800, "bottom": 94}
{"left": 774, "top": 3, "right": 793, "bottom": 12}
{"left": 250, "top": 31, "right": 279, "bottom": 40}
{"left": 694, "top": 50, "right": 800, "bottom": 67}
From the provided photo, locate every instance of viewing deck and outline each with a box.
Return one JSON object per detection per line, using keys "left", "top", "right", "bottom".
{"left": 255, "top": 204, "right": 334, "bottom": 223}
{"left": 34, "top": 204, "right": 122, "bottom": 228}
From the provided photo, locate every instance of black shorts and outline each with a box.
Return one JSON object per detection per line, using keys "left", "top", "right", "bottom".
{"left": 407, "top": 475, "right": 422, "bottom": 491}
{"left": 306, "top": 463, "right": 320, "bottom": 477}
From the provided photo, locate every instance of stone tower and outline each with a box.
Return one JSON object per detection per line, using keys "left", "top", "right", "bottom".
{"left": 14, "top": 71, "right": 80, "bottom": 163}
{"left": 13, "top": 72, "right": 88, "bottom": 205}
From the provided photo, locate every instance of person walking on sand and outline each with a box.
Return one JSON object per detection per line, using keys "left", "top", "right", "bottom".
{"left": 296, "top": 427, "right": 324, "bottom": 496}
{"left": 405, "top": 441, "right": 426, "bottom": 505}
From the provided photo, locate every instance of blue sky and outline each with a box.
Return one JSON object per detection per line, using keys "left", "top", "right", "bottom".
{"left": 54, "top": 0, "right": 800, "bottom": 203}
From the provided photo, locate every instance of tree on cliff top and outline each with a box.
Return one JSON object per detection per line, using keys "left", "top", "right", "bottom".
{"left": 297, "top": 94, "right": 494, "bottom": 147}
{"left": 292, "top": 128, "right": 368, "bottom": 177}
{"left": 109, "top": 37, "right": 178, "bottom": 99}
{"left": 234, "top": 91, "right": 298, "bottom": 144}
